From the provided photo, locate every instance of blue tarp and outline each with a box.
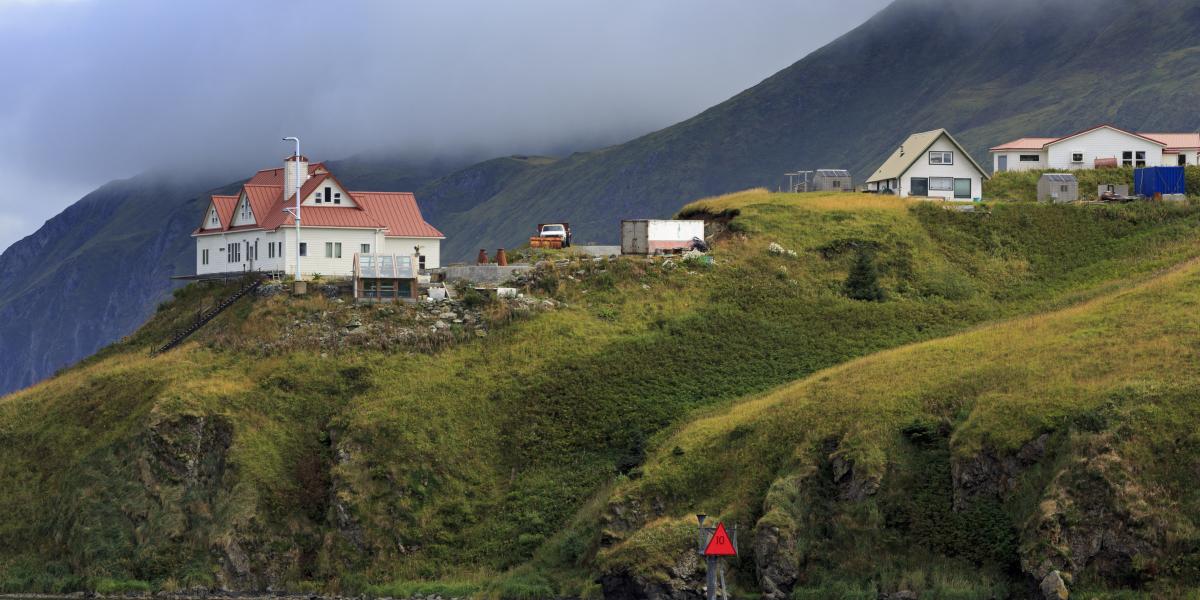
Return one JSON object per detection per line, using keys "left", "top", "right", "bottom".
{"left": 1134, "top": 166, "right": 1186, "bottom": 197}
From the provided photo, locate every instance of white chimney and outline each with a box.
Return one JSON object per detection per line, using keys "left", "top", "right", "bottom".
{"left": 284, "top": 154, "right": 309, "bottom": 200}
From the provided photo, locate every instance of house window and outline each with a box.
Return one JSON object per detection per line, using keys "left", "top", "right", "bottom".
{"left": 361, "top": 243, "right": 371, "bottom": 254}
{"left": 227, "top": 243, "right": 241, "bottom": 263}
{"left": 325, "top": 242, "right": 342, "bottom": 258}
{"left": 1136, "top": 151, "right": 1146, "bottom": 168}
{"left": 1071, "top": 152, "right": 1084, "bottom": 163}
{"left": 832, "top": 180, "right": 842, "bottom": 188}
{"left": 239, "top": 200, "right": 252, "bottom": 221}
{"left": 1122, "top": 151, "right": 1132, "bottom": 167}
{"left": 209, "top": 210, "right": 219, "bottom": 227}
{"left": 324, "top": 187, "right": 332, "bottom": 203}
{"left": 1180, "top": 155, "right": 1189, "bottom": 166}
{"left": 1060, "top": 185, "right": 1070, "bottom": 193}
{"left": 929, "top": 151, "right": 954, "bottom": 165}
{"left": 299, "top": 242, "right": 307, "bottom": 257}
{"left": 418, "top": 254, "right": 426, "bottom": 271}
{"left": 334, "top": 192, "right": 342, "bottom": 205}
{"left": 268, "top": 243, "right": 274, "bottom": 259}
{"left": 1122, "top": 151, "right": 1146, "bottom": 167}
{"left": 1019, "top": 155, "right": 1041, "bottom": 162}
{"left": 278, "top": 242, "right": 283, "bottom": 257}
{"left": 954, "top": 178, "right": 972, "bottom": 199}
{"left": 202, "top": 249, "right": 209, "bottom": 265}
{"left": 929, "top": 177, "right": 955, "bottom": 191}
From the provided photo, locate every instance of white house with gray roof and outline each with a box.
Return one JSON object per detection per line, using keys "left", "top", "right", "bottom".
{"left": 865, "top": 129, "right": 989, "bottom": 200}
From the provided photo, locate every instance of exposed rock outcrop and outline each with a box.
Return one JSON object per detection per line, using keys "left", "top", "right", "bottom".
{"left": 951, "top": 433, "right": 1048, "bottom": 510}
{"left": 599, "top": 550, "right": 705, "bottom": 600}
{"left": 1020, "top": 435, "right": 1166, "bottom": 595}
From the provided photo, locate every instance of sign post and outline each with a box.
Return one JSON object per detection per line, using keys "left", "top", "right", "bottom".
{"left": 696, "top": 514, "right": 737, "bottom": 600}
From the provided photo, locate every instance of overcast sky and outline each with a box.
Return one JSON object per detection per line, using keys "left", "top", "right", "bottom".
{"left": 0, "top": 0, "right": 890, "bottom": 254}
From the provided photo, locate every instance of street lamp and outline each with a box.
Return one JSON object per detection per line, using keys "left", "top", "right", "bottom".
{"left": 283, "top": 136, "right": 301, "bottom": 281}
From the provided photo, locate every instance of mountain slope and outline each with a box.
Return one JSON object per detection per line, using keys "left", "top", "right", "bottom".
{"left": 437, "top": 0, "right": 1200, "bottom": 259}
{"left": 5, "top": 193, "right": 1200, "bottom": 597}
{"left": 7, "top": 0, "right": 1200, "bottom": 395}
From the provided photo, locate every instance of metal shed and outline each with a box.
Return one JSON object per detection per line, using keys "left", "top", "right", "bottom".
{"left": 812, "top": 169, "right": 852, "bottom": 192}
{"left": 1038, "top": 173, "right": 1078, "bottom": 203}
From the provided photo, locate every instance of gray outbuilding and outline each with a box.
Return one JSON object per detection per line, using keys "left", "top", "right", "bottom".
{"left": 812, "top": 169, "right": 852, "bottom": 192}
{"left": 1038, "top": 173, "right": 1078, "bottom": 203}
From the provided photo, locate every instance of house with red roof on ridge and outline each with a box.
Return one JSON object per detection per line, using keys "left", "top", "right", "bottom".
{"left": 192, "top": 154, "right": 444, "bottom": 279}
{"left": 990, "top": 124, "right": 1200, "bottom": 173}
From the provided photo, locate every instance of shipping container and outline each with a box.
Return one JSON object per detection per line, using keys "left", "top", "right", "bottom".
{"left": 620, "top": 219, "right": 706, "bottom": 255}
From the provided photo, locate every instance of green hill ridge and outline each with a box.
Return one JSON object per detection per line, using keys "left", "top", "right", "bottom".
{"left": 5, "top": 191, "right": 1200, "bottom": 598}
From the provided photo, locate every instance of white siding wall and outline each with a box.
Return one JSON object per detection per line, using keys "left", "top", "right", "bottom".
{"left": 1045, "top": 128, "right": 1163, "bottom": 170}
{"left": 899, "top": 136, "right": 985, "bottom": 200}
{"left": 646, "top": 220, "right": 705, "bottom": 242}
{"left": 1163, "top": 151, "right": 1200, "bottom": 166}
{"left": 282, "top": 227, "right": 378, "bottom": 278}
{"left": 383, "top": 237, "right": 442, "bottom": 270}
{"left": 302, "top": 179, "right": 357, "bottom": 207}
{"left": 194, "top": 230, "right": 285, "bottom": 276}
{"left": 992, "top": 150, "right": 1046, "bottom": 173}
{"left": 230, "top": 195, "right": 256, "bottom": 227}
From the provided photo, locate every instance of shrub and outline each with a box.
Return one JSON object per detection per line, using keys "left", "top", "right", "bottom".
{"left": 844, "top": 249, "right": 885, "bottom": 301}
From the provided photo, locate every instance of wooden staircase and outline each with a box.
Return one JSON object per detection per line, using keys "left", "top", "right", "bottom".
{"left": 154, "top": 278, "right": 264, "bottom": 355}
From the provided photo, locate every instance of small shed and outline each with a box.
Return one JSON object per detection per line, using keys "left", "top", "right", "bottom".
{"left": 1038, "top": 173, "right": 1078, "bottom": 203}
{"left": 812, "top": 169, "right": 852, "bottom": 192}
{"left": 354, "top": 253, "right": 418, "bottom": 302}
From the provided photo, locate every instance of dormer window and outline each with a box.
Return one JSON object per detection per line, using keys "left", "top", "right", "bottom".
{"left": 208, "top": 209, "right": 219, "bottom": 227}
{"left": 239, "top": 200, "right": 252, "bottom": 221}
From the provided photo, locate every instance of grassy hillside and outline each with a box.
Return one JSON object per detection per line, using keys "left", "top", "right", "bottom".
{"left": 12, "top": 0, "right": 1200, "bottom": 397}
{"left": 599, "top": 237, "right": 1200, "bottom": 599}
{"left": 985, "top": 166, "right": 1200, "bottom": 202}
{"left": 5, "top": 191, "right": 1200, "bottom": 598}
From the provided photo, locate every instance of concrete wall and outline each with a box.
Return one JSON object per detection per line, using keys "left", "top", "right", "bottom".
{"left": 1046, "top": 128, "right": 1163, "bottom": 170}
{"left": 443, "top": 264, "right": 531, "bottom": 284}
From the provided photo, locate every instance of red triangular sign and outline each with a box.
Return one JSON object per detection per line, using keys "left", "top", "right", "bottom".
{"left": 704, "top": 522, "right": 737, "bottom": 556}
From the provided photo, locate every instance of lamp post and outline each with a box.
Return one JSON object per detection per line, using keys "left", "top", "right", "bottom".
{"left": 283, "top": 136, "right": 302, "bottom": 281}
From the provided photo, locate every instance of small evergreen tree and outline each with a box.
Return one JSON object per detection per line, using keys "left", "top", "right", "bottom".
{"left": 844, "top": 248, "right": 884, "bottom": 301}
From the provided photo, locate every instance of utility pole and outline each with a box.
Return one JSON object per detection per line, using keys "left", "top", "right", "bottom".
{"left": 283, "top": 136, "right": 302, "bottom": 281}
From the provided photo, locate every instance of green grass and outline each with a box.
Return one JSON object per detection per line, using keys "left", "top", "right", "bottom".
{"left": 6, "top": 191, "right": 1200, "bottom": 595}
{"left": 984, "top": 165, "right": 1200, "bottom": 201}
{"left": 600, "top": 196, "right": 1200, "bottom": 595}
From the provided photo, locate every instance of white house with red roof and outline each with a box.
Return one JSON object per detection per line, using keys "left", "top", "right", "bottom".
{"left": 193, "top": 155, "right": 444, "bottom": 278}
{"left": 990, "top": 124, "right": 1200, "bottom": 173}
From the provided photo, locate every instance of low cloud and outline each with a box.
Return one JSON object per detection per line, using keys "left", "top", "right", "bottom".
{"left": 0, "top": 0, "right": 891, "bottom": 253}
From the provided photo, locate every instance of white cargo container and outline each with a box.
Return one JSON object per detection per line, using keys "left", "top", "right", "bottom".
{"left": 620, "top": 219, "right": 706, "bottom": 255}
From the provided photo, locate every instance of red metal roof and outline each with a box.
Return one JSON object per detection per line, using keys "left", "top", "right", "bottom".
{"left": 195, "top": 161, "right": 440, "bottom": 238}
{"left": 989, "top": 137, "right": 1059, "bottom": 151}
{"left": 196, "top": 195, "right": 238, "bottom": 233}
{"left": 1142, "top": 133, "right": 1200, "bottom": 151}
{"left": 352, "top": 192, "right": 445, "bottom": 238}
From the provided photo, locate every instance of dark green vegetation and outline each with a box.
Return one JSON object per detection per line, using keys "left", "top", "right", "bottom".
{"left": 9, "top": 0, "right": 1200, "bottom": 396}
{"left": 7, "top": 191, "right": 1200, "bottom": 598}
{"left": 985, "top": 165, "right": 1200, "bottom": 202}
